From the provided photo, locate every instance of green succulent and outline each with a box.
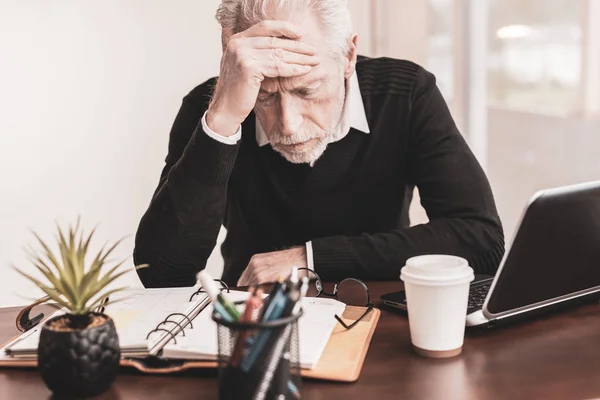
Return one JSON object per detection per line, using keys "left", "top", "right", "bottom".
{"left": 14, "top": 218, "right": 147, "bottom": 316}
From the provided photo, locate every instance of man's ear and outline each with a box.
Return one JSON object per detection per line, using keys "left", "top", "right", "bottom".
{"left": 343, "top": 33, "right": 359, "bottom": 79}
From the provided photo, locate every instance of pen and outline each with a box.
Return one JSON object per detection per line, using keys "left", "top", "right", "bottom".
{"left": 197, "top": 270, "right": 241, "bottom": 321}
{"left": 230, "top": 287, "right": 262, "bottom": 367}
{"left": 259, "top": 279, "right": 284, "bottom": 320}
{"left": 281, "top": 268, "right": 301, "bottom": 317}
{"left": 240, "top": 282, "right": 288, "bottom": 372}
{"left": 253, "top": 273, "right": 308, "bottom": 400}
{"left": 276, "top": 349, "right": 291, "bottom": 398}
{"left": 242, "top": 277, "right": 286, "bottom": 351}
{"left": 279, "top": 351, "right": 301, "bottom": 399}
{"left": 281, "top": 275, "right": 307, "bottom": 399}
{"left": 99, "top": 296, "right": 109, "bottom": 314}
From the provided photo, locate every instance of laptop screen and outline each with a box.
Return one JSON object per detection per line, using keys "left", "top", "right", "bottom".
{"left": 486, "top": 182, "right": 600, "bottom": 315}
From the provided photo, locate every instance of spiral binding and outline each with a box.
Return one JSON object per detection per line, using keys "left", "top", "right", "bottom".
{"left": 145, "top": 328, "right": 178, "bottom": 344}
{"left": 146, "top": 279, "right": 230, "bottom": 345}
{"left": 189, "top": 279, "right": 230, "bottom": 302}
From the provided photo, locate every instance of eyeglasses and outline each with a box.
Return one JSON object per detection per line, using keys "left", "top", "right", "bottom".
{"left": 296, "top": 268, "right": 374, "bottom": 330}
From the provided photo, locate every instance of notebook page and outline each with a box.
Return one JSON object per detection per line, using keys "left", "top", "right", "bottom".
{"left": 160, "top": 294, "right": 346, "bottom": 369}
{"left": 1, "top": 316, "right": 58, "bottom": 356}
{"left": 108, "top": 287, "right": 209, "bottom": 354}
{"left": 160, "top": 290, "right": 252, "bottom": 360}
{"left": 3, "top": 286, "right": 207, "bottom": 357}
{"left": 296, "top": 297, "right": 346, "bottom": 369}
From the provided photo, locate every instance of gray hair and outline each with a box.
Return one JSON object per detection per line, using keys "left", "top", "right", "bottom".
{"left": 215, "top": 0, "right": 353, "bottom": 57}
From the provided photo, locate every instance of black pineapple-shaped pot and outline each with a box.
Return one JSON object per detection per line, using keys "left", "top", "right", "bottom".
{"left": 37, "top": 312, "right": 120, "bottom": 398}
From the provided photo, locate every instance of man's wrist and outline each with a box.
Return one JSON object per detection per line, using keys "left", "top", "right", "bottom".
{"left": 201, "top": 111, "right": 241, "bottom": 145}
{"left": 205, "top": 107, "right": 242, "bottom": 138}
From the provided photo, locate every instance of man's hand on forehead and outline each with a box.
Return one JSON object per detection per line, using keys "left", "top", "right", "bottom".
{"left": 206, "top": 20, "right": 321, "bottom": 137}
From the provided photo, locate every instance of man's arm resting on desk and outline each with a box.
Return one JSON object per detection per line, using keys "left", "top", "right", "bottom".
{"left": 309, "top": 68, "right": 505, "bottom": 281}
{"left": 134, "top": 86, "right": 241, "bottom": 288}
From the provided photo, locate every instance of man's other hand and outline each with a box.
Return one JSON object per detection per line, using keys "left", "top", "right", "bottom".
{"left": 206, "top": 20, "right": 320, "bottom": 136}
{"left": 237, "top": 247, "right": 308, "bottom": 287}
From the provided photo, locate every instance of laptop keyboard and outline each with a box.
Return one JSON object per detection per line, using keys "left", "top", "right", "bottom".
{"left": 468, "top": 283, "right": 492, "bottom": 311}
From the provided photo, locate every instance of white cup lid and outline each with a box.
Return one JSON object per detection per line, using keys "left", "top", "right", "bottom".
{"left": 400, "top": 254, "right": 474, "bottom": 285}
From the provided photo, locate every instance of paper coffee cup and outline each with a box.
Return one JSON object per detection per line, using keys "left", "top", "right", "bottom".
{"left": 400, "top": 255, "right": 474, "bottom": 358}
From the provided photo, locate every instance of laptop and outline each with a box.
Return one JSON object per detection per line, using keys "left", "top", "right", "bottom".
{"left": 381, "top": 180, "right": 600, "bottom": 329}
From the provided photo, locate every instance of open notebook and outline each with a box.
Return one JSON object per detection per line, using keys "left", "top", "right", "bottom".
{"left": 0, "top": 285, "right": 346, "bottom": 370}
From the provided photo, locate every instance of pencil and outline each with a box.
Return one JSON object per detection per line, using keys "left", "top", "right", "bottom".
{"left": 230, "top": 287, "right": 262, "bottom": 367}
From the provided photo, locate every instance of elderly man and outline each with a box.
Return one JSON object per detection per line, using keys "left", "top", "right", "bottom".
{"left": 134, "top": 0, "right": 504, "bottom": 288}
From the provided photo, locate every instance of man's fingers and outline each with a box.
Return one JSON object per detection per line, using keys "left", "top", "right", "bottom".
{"left": 261, "top": 58, "right": 313, "bottom": 78}
{"left": 251, "top": 36, "right": 317, "bottom": 55}
{"left": 261, "top": 48, "right": 320, "bottom": 67}
{"left": 240, "top": 20, "right": 303, "bottom": 40}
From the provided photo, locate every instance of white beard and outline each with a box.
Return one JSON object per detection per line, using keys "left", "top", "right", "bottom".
{"left": 269, "top": 93, "right": 345, "bottom": 165}
{"left": 271, "top": 129, "right": 330, "bottom": 164}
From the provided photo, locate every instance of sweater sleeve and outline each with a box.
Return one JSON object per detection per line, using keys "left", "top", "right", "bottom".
{"left": 133, "top": 82, "right": 241, "bottom": 288}
{"left": 311, "top": 68, "right": 505, "bottom": 281}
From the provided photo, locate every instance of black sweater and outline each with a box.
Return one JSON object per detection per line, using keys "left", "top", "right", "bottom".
{"left": 133, "top": 56, "right": 505, "bottom": 288}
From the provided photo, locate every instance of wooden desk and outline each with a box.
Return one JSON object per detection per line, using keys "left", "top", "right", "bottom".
{"left": 2, "top": 281, "right": 600, "bottom": 400}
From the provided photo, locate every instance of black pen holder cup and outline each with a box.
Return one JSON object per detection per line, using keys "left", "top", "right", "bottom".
{"left": 212, "top": 301, "right": 303, "bottom": 400}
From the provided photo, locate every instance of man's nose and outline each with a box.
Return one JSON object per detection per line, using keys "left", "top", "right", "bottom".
{"left": 277, "top": 96, "right": 303, "bottom": 137}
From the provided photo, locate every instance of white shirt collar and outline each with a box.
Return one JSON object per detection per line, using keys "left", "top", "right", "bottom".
{"left": 255, "top": 71, "right": 370, "bottom": 147}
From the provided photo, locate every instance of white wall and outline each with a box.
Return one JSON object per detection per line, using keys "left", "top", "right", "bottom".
{"left": 0, "top": 0, "right": 224, "bottom": 307}
{"left": 0, "top": 0, "right": 381, "bottom": 308}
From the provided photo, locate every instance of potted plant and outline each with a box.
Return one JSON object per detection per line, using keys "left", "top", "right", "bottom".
{"left": 14, "top": 219, "right": 147, "bottom": 398}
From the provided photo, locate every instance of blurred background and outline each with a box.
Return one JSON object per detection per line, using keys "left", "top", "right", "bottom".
{"left": 1, "top": 0, "right": 598, "bottom": 306}
{"left": 387, "top": 0, "right": 600, "bottom": 242}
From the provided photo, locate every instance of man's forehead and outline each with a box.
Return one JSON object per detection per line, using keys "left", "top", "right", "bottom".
{"left": 260, "top": 75, "right": 327, "bottom": 92}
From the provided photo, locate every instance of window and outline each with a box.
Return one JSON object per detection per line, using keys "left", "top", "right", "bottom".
{"left": 427, "top": 0, "right": 455, "bottom": 101}
{"left": 487, "top": 0, "right": 583, "bottom": 115}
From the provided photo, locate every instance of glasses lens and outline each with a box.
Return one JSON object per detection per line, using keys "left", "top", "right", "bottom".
{"left": 298, "top": 269, "right": 322, "bottom": 296}
{"left": 336, "top": 279, "right": 369, "bottom": 307}
{"left": 304, "top": 279, "right": 321, "bottom": 297}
